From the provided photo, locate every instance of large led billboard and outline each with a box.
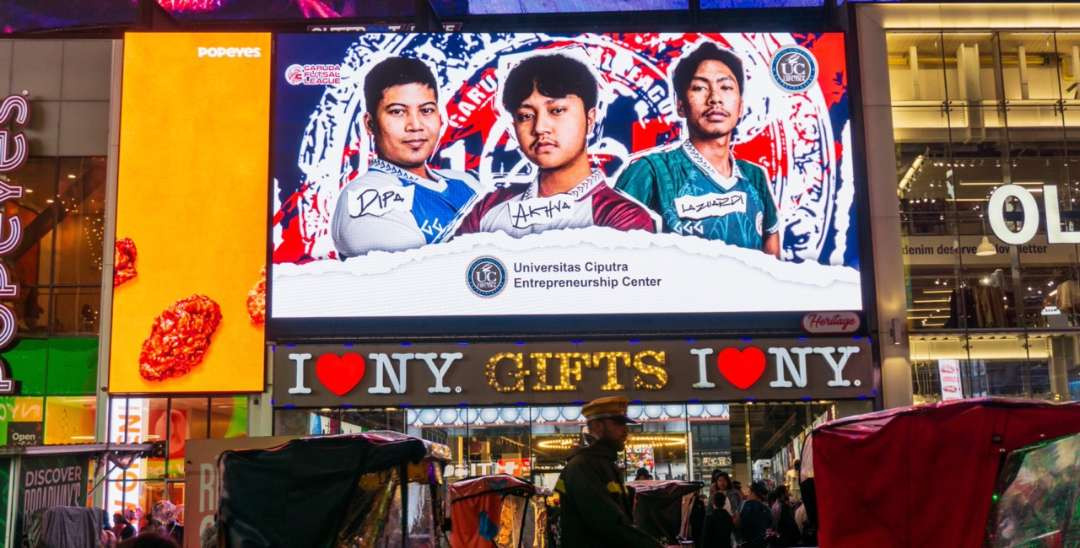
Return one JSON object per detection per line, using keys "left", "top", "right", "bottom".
{"left": 270, "top": 32, "right": 861, "bottom": 336}
{"left": 109, "top": 33, "right": 270, "bottom": 393}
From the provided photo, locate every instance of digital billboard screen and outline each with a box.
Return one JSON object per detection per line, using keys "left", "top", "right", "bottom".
{"left": 270, "top": 32, "right": 861, "bottom": 337}
{"left": 701, "top": 0, "right": 823, "bottom": 8}
{"left": 109, "top": 33, "right": 270, "bottom": 394}
{"left": 1, "top": 0, "right": 137, "bottom": 33}
{"left": 467, "top": 0, "right": 688, "bottom": 14}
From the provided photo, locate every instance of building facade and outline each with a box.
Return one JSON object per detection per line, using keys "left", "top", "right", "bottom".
{"left": 0, "top": 1, "right": 1076, "bottom": 545}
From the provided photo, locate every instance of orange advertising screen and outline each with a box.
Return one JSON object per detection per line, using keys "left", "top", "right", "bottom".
{"left": 109, "top": 33, "right": 270, "bottom": 394}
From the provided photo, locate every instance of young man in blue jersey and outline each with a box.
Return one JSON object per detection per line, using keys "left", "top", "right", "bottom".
{"left": 615, "top": 42, "right": 781, "bottom": 258}
{"left": 331, "top": 56, "right": 481, "bottom": 258}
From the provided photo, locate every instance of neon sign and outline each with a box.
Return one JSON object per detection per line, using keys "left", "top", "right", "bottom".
{"left": 0, "top": 93, "right": 30, "bottom": 396}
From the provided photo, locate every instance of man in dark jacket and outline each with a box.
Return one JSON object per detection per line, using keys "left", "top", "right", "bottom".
{"left": 555, "top": 396, "right": 662, "bottom": 548}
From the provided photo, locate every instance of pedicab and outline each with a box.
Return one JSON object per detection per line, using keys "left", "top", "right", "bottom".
{"left": 806, "top": 397, "right": 1080, "bottom": 547}
{"left": 626, "top": 479, "right": 704, "bottom": 546}
{"left": 211, "top": 431, "right": 451, "bottom": 548}
{"left": 448, "top": 474, "right": 551, "bottom": 548}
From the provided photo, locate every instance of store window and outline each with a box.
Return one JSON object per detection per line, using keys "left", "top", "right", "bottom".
{"left": 275, "top": 401, "right": 843, "bottom": 497}
{"left": 108, "top": 395, "right": 250, "bottom": 527}
{"left": 892, "top": 30, "right": 1080, "bottom": 403}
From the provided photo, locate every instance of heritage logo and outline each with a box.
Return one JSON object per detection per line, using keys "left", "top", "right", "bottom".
{"left": 467, "top": 256, "right": 507, "bottom": 298}
{"left": 801, "top": 312, "right": 860, "bottom": 334}
{"left": 771, "top": 46, "right": 817, "bottom": 92}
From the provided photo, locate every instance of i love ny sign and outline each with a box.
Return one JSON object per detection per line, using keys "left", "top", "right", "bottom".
{"left": 273, "top": 337, "right": 875, "bottom": 407}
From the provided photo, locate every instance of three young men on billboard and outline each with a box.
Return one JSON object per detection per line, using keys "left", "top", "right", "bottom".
{"left": 330, "top": 42, "right": 781, "bottom": 258}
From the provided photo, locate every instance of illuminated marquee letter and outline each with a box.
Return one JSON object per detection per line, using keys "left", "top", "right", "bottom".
{"left": 530, "top": 353, "right": 557, "bottom": 391}
{"left": 553, "top": 352, "right": 589, "bottom": 391}
{"left": 0, "top": 96, "right": 29, "bottom": 172}
{"left": 416, "top": 352, "right": 461, "bottom": 394}
{"left": 632, "top": 350, "right": 668, "bottom": 390}
{"left": 367, "top": 353, "right": 409, "bottom": 395}
{"left": 1043, "top": 185, "right": 1080, "bottom": 244}
{"left": 988, "top": 184, "right": 1040, "bottom": 245}
{"left": 589, "top": 352, "right": 628, "bottom": 391}
{"left": 485, "top": 352, "right": 527, "bottom": 393}
{"left": 287, "top": 353, "right": 312, "bottom": 395}
{"left": 0, "top": 264, "right": 16, "bottom": 299}
{"left": 768, "top": 347, "right": 811, "bottom": 388}
{"left": 0, "top": 215, "right": 22, "bottom": 256}
{"left": 689, "top": 348, "right": 716, "bottom": 389}
{"left": 813, "top": 346, "right": 861, "bottom": 387}
{"left": 0, "top": 178, "right": 23, "bottom": 203}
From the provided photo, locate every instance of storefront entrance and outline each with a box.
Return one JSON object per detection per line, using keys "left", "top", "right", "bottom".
{"left": 273, "top": 401, "right": 852, "bottom": 491}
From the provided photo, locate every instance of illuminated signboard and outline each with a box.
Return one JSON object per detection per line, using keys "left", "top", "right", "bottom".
{"left": 108, "top": 33, "right": 269, "bottom": 394}
{"left": 0, "top": 93, "right": 30, "bottom": 395}
{"left": 272, "top": 337, "right": 874, "bottom": 407}
{"left": 269, "top": 32, "right": 862, "bottom": 337}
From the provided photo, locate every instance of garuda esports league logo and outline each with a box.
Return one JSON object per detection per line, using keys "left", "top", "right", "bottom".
{"left": 467, "top": 257, "right": 507, "bottom": 298}
{"left": 770, "top": 46, "right": 817, "bottom": 93}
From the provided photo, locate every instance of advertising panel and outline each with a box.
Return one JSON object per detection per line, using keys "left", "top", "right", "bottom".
{"left": 183, "top": 436, "right": 294, "bottom": 548}
{"left": 108, "top": 33, "right": 270, "bottom": 394}
{"left": 270, "top": 33, "right": 861, "bottom": 336}
{"left": 16, "top": 454, "right": 90, "bottom": 545}
{"left": 468, "top": 1, "right": 687, "bottom": 14}
{"left": 0, "top": 1, "right": 136, "bottom": 33}
{"left": 272, "top": 336, "right": 874, "bottom": 407}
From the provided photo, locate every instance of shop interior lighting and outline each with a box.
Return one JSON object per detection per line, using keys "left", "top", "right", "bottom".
{"left": 535, "top": 434, "right": 688, "bottom": 451}
{"left": 958, "top": 181, "right": 1042, "bottom": 186}
{"left": 976, "top": 236, "right": 997, "bottom": 256}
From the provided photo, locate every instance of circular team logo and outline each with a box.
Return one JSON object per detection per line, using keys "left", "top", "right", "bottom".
{"left": 466, "top": 257, "right": 507, "bottom": 298}
{"left": 770, "top": 46, "right": 817, "bottom": 92}
{"left": 285, "top": 64, "right": 305, "bottom": 86}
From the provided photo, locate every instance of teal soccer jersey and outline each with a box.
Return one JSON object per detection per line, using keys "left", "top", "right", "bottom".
{"left": 615, "top": 141, "right": 779, "bottom": 250}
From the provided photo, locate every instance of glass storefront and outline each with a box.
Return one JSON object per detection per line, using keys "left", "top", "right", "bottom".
{"left": 888, "top": 29, "right": 1080, "bottom": 403}
{"left": 273, "top": 401, "right": 843, "bottom": 492}
{"left": 106, "top": 396, "right": 248, "bottom": 528}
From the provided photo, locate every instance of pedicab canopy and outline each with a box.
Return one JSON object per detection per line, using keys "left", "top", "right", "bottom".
{"left": 627, "top": 480, "right": 705, "bottom": 545}
{"left": 449, "top": 475, "right": 546, "bottom": 548}
{"left": 810, "top": 397, "right": 1080, "bottom": 547}
{"left": 217, "top": 431, "right": 450, "bottom": 548}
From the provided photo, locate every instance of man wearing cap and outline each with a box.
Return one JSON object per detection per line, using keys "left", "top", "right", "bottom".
{"left": 554, "top": 396, "right": 662, "bottom": 547}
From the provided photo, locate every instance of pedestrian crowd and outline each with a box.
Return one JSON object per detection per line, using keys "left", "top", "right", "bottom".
{"left": 693, "top": 466, "right": 817, "bottom": 548}
{"left": 98, "top": 501, "right": 184, "bottom": 548}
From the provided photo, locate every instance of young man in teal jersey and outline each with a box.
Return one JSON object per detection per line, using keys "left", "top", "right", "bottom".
{"left": 615, "top": 42, "right": 781, "bottom": 258}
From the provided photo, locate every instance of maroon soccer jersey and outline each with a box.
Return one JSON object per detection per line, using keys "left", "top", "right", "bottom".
{"left": 456, "top": 171, "right": 656, "bottom": 237}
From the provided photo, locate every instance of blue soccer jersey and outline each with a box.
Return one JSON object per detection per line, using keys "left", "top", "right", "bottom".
{"left": 331, "top": 158, "right": 481, "bottom": 257}
{"left": 615, "top": 141, "right": 779, "bottom": 250}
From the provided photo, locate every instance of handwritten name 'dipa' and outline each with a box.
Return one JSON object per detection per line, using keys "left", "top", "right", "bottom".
{"left": 988, "top": 184, "right": 1080, "bottom": 245}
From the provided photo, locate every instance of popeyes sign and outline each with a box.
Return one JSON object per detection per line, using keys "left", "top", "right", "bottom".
{"left": 0, "top": 94, "right": 30, "bottom": 396}
{"left": 273, "top": 337, "right": 875, "bottom": 407}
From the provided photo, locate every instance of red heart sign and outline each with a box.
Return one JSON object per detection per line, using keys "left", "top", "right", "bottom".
{"left": 716, "top": 347, "right": 766, "bottom": 390}
{"left": 315, "top": 353, "right": 365, "bottom": 396}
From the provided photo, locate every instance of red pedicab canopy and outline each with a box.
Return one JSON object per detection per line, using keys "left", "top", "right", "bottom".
{"left": 811, "top": 397, "right": 1080, "bottom": 548}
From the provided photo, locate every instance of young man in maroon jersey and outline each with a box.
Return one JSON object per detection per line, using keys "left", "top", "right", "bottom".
{"left": 456, "top": 54, "right": 656, "bottom": 237}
